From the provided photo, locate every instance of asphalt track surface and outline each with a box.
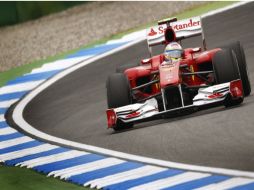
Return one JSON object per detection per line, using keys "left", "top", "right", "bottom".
{"left": 24, "top": 3, "right": 254, "bottom": 171}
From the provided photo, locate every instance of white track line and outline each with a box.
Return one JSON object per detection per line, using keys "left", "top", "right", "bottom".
{"left": 0, "top": 127, "right": 17, "bottom": 136}
{"left": 195, "top": 177, "right": 254, "bottom": 190}
{"left": 87, "top": 165, "right": 167, "bottom": 189}
{"left": 56, "top": 158, "right": 125, "bottom": 180}
{"left": 12, "top": 1, "right": 254, "bottom": 178}
{"left": 129, "top": 172, "right": 210, "bottom": 190}
{"left": 18, "top": 150, "right": 88, "bottom": 168}
{"left": 29, "top": 56, "right": 92, "bottom": 74}
{"left": 0, "top": 80, "right": 45, "bottom": 95}
{"left": 0, "top": 136, "right": 33, "bottom": 149}
{"left": 106, "top": 30, "right": 146, "bottom": 45}
{"left": 201, "top": 1, "right": 250, "bottom": 18}
{"left": 48, "top": 157, "right": 124, "bottom": 178}
{"left": 0, "top": 99, "right": 19, "bottom": 108}
{"left": 0, "top": 144, "right": 57, "bottom": 162}
{"left": 0, "top": 114, "right": 5, "bottom": 122}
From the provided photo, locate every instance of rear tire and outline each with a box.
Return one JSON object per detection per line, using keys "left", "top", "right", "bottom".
{"left": 106, "top": 73, "right": 133, "bottom": 131}
{"left": 220, "top": 41, "right": 251, "bottom": 96}
{"left": 212, "top": 49, "right": 243, "bottom": 106}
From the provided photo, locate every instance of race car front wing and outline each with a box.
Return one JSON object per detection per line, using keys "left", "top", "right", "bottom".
{"left": 106, "top": 79, "right": 243, "bottom": 129}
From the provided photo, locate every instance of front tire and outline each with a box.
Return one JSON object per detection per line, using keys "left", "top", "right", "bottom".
{"left": 212, "top": 49, "right": 243, "bottom": 106}
{"left": 213, "top": 49, "right": 240, "bottom": 84}
{"left": 221, "top": 41, "right": 251, "bottom": 96}
{"left": 106, "top": 73, "right": 133, "bottom": 131}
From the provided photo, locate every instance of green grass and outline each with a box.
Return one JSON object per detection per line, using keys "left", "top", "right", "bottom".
{"left": 0, "top": 1, "right": 237, "bottom": 190}
{"left": 0, "top": 164, "right": 90, "bottom": 190}
{"left": 175, "top": 1, "right": 235, "bottom": 20}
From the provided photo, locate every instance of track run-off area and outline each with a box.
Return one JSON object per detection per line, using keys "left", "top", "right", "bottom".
{"left": 1, "top": 2, "right": 254, "bottom": 190}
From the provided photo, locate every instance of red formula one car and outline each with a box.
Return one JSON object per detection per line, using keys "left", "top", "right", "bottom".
{"left": 106, "top": 17, "right": 251, "bottom": 131}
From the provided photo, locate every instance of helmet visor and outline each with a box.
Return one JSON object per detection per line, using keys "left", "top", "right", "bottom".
{"left": 165, "top": 50, "right": 183, "bottom": 59}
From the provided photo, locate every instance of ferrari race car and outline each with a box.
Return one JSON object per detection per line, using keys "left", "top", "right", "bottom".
{"left": 106, "top": 17, "right": 251, "bottom": 131}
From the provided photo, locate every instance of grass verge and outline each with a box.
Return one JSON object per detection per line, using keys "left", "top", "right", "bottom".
{"left": 0, "top": 1, "right": 236, "bottom": 190}
{"left": 0, "top": 164, "right": 89, "bottom": 190}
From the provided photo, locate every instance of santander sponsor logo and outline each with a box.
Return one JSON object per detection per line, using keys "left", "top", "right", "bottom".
{"left": 172, "top": 19, "right": 201, "bottom": 31}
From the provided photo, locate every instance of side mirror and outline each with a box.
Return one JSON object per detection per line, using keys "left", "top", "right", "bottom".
{"left": 141, "top": 58, "right": 152, "bottom": 65}
{"left": 190, "top": 47, "right": 201, "bottom": 53}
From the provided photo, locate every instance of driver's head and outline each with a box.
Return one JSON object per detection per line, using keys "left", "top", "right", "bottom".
{"left": 164, "top": 42, "right": 183, "bottom": 61}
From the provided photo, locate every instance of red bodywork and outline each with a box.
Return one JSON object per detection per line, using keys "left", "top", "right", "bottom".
{"left": 124, "top": 47, "right": 221, "bottom": 101}
{"left": 106, "top": 17, "right": 246, "bottom": 130}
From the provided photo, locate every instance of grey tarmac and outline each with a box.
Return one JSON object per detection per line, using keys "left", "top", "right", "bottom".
{"left": 24, "top": 3, "right": 254, "bottom": 171}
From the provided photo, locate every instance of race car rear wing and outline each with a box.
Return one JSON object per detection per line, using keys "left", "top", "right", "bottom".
{"left": 146, "top": 17, "right": 207, "bottom": 55}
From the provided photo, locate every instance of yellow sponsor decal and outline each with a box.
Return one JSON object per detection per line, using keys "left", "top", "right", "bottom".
{"left": 190, "top": 65, "right": 195, "bottom": 81}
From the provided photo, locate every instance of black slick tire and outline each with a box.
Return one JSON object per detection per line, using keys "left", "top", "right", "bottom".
{"left": 212, "top": 49, "right": 243, "bottom": 106}
{"left": 213, "top": 49, "right": 240, "bottom": 84}
{"left": 106, "top": 73, "right": 133, "bottom": 131}
{"left": 220, "top": 41, "right": 251, "bottom": 96}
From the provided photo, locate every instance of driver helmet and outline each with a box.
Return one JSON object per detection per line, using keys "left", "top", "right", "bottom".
{"left": 164, "top": 42, "right": 183, "bottom": 61}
